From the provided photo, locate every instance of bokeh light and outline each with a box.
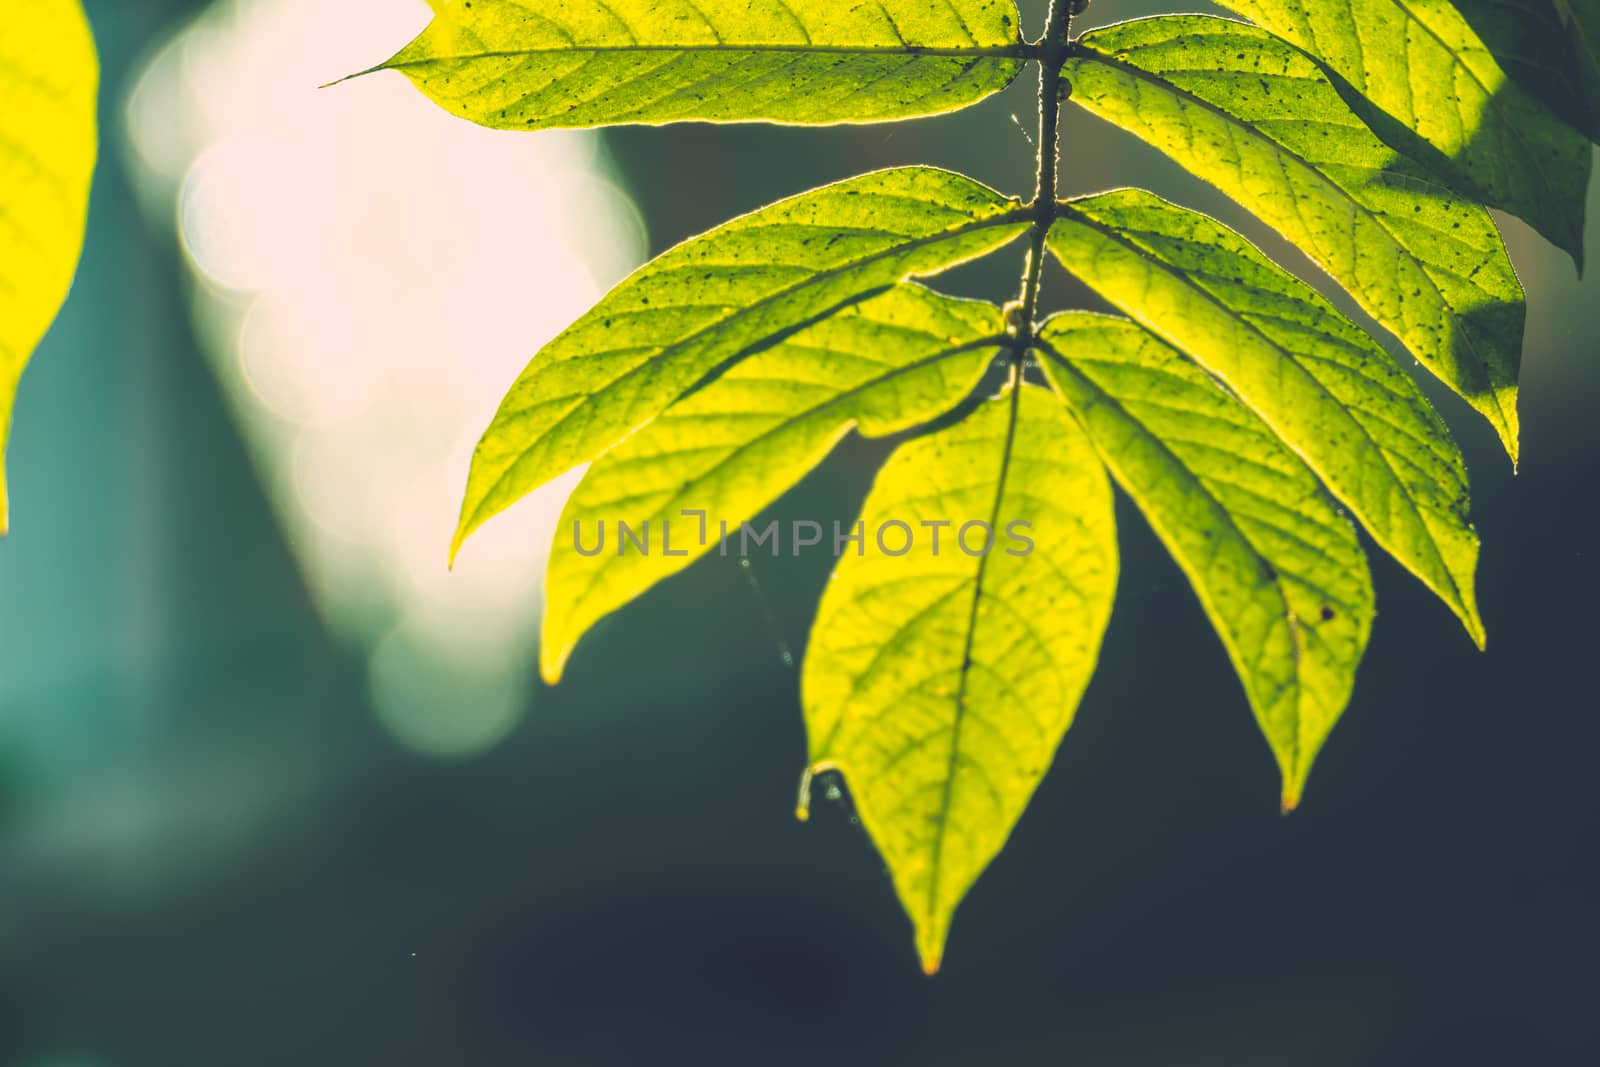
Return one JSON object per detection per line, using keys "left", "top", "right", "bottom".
{"left": 123, "top": 0, "right": 647, "bottom": 756}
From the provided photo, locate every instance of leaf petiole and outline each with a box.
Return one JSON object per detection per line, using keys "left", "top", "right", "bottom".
{"left": 1013, "top": 0, "right": 1076, "bottom": 352}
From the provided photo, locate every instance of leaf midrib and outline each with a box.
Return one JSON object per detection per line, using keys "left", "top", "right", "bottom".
{"left": 926, "top": 380, "right": 1023, "bottom": 935}
{"left": 378, "top": 42, "right": 1033, "bottom": 75}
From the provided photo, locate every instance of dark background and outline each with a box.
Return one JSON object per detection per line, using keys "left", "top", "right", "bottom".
{"left": 2, "top": 1, "right": 1597, "bottom": 1064}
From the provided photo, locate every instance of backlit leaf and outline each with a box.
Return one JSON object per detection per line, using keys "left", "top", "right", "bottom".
{"left": 372, "top": 0, "right": 1595, "bottom": 971}
{"left": 1037, "top": 313, "right": 1374, "bottom": 810}
{"left": 1217, "top": 0, "right": 1591, "bottom": 266}
{"left": 368, "top": 0, "right": 1027, "bottom": 129}
{"left": 1065, "top": 14, "right": 1525, "bottom": 460}
{"left": 451, "top": 167, "right": 1030, "bottom": 560}
{"left": 1048, "top": 190, "right": 1482, "bottom": 646}
{"left": 541, "top": 285, "right": 1006, "bottom": 683}
{"left": 801, "top": 384, "right": 1117, "bottom": 974}
{"left": 0, "top": 0, "right": 97, "bottom": 533}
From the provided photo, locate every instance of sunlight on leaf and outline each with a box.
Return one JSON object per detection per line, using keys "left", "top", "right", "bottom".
{"left": 1217, "top": 0, "right": 1592, "bottom": 267}
{"left": 802, "top": 384, "right": 1117, "bottom": 974}
{"left": 364, "top": 0, "right": 1027, "bottom": 129}
{"left": 1049, "top": 191, "right": 1483, "bottom": 647}
{"left": 319, "top": 0, "right": 1597, "bottom": 971}
{"left": 452, "top": 166, "right": 1031, "bottom": 561}
{"left": 541, "top": 285, "right": 1005, "bottom": 683}
{"left": 1066, "top": 15, "right": 1525, "bottom": 460}
{"left": 1038, "top": 313, "right": 1374, "bottom": 810}
{"left": 0, "top": 0, "right": 97, "bottom": 533}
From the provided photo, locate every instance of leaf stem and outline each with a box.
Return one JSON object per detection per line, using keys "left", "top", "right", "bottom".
{"left": 1013, "top": 0, "right": 1075, "bottom": 354}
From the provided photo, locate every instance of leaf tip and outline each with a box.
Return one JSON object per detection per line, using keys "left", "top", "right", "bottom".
{"left": 447, "top": 521, "right": 473, "bottom": 570}
{"left": 320, "top": 70, "right": 363, "bottom": 91}
{"left": 1491, "top": 399, "right": 1521, "bottom": 471}
{"left": 915, "top": 921, "right": 949, "bottom": 977}
{"left": 1279, "top": 764, "right": 1308, "bottom": 814}
{"left": 1461, "top": 600, "right": 1488, "bottom": 652}
{"left": 1502, "top": 428, "right": 1520, "bottom": 471}
{"left": 539, "top": 653, "right": 566, "bottom": 688}
{"left": 539, "top": 631, "right": 576, "bottom": 686}
{"left": 323, "top": 59, "right": 393, "bottom": 91}
{"left": 795, "top": 766, "right": 814, "bottom": 823}
{"left": 1456, "top": 590, "right": 1488, "bottom": 652}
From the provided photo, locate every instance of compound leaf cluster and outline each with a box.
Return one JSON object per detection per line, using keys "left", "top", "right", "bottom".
{"left": 359, "top": 0, "right": 1597, "bottom": 971}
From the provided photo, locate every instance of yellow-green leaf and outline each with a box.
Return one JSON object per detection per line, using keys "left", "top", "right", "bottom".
{"left": 368, "top": 0, "right": 1026, "bottom": 129}
{"left": 452, "top": 166, "right": 1030, "bottom": 560}
{"left": 0, "top": 0, "right": 97, "bottom": 534}
{"left": 1037, "top": 313, "right": 1374, "bottom": 810}
{"left": 1218, "top": 0, "right": 1591, "bottom": 266}
{"left": 1048, "top": 190, "right": 1482, "bottom": 646}
{"left": 802, "top": 384, "right": 1117, "bottom": 974}
{"left": 541, "top": 285, "right": 1005, "bottom": 683}
{"left": 1065, "top": 14, "right": 1525, "bottom": 460}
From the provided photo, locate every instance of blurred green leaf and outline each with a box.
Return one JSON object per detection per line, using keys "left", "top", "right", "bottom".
{"left": 1065, "top": 14, "right": 1524, "bottom": 460}
{"left": 541, "top": 285, "right": 1005, "bottom": 683}
{"left": 1453, "top": 0, "right": 1600, "bottom": 142}
{"left": 0, "top": 0, "right": 97, "bottom": 534}
{"left": 1048, "top": 190, "right": 1482, "bottom": 647}
{"left": 1217, "top": 0, "right": 1591, "bottom": 266}
{"left": 1038, "top": 313, "right": 1374, "bottom": 810}
{"left": 370, "top": 0, "right": 1027, "bottom": 129}
{"left": 801, "top": 384, "right": 1117, "bottom": 974}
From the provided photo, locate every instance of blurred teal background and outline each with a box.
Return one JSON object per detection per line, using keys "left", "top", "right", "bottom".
{"left": 2, "top": 1, "right": 1599, "bottom": 1064}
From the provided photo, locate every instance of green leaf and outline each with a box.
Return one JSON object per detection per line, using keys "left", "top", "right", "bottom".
{"left": 1065, "top": 14, "right": 1525, "bottom": 461}
{"left": 451, "top": 166, "right": 1029, "bottom": 560}
{"left": 1216, "top": 0, "right": 1591, "bottom": 266}
{"left": 1453, "top": 0, "right": 1600, "bottom": 142}
{"left": 365, "top": 0, "right": 1574, "bottom": 971}
{"left": 1036, "top": 313, "right": 1374, "bottom": 810}
{"left": 0, "top": 0, "right": 98, "bottom": 534}
{"left": 541, "top": 285, "right": 1006, "bottom": 683}
{"left": 367, "top": 0, "right": 1026, "bottom": 129}
{"left": 1048, "top": 189, "right": 1483, "bottom": 646}
{"left": 801, "top": 383, "right": 1118, "bottom": 974}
